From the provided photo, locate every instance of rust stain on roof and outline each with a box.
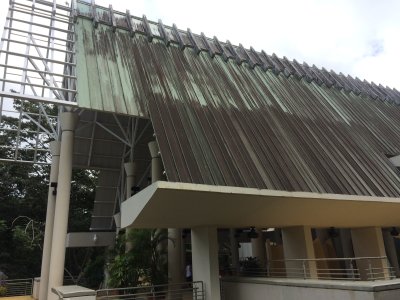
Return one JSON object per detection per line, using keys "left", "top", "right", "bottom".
{"left": 74, "top": 3, "right": 400, "bottom": 197}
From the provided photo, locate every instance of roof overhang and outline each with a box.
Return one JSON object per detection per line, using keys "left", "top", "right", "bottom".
{"left": 121, "top": 181, "right": 400, "bottom": 229}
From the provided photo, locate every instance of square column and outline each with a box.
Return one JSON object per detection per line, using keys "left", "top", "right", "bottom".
{"left": 351, "top": 227, "right": 389, "bottom": 280}
{"left": 282, "top": 226, "right": 317, "bottom": 279}
{"left": 191, "top": 227, "right": 221, "bottom": 300}
{"left": 382, "top": 229, "right": 400, "bottom": 277}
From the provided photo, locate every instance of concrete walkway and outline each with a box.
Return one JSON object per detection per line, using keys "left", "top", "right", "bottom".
{"left": 0, "top": 296, "right": 33, "bottom": 300}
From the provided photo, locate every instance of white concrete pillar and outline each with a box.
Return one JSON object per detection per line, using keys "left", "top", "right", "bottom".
{"left": 39, "top": 141, "right": 60, "bottom": 300}
{"left": 124, "top": 161, "right": 137, "bottom": 197}
{"left": 124, "top": 162, "right": 136, "bottom": 252}
{"left": 148, "top": 140, "right": 164, "bottom": 246}
{"left": 47, "top": 112, "right": 78, "bottom": 300}
{"left": 282, "top": 226, "right": 317, "bottom": 279}
{"left": 229, "top": 229, "right": 239, "bottom": 273}
{"left": 191, "top": 227, "right": 221, "bottom": 300}
{"left": 148, "top": 141, "right": 163, "bottom": 182}
{"left": 251, "top": 229, "right": 266, "bottom": 268}
{"left": 382, "top": 229, "right": 400, "bottom": 277}
{"left": 351, "top": 227, "right": 389, "bottom": 280}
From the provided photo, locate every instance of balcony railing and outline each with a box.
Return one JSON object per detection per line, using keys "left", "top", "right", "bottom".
{"left": 225, "top": 256, "right": 395, "bottom": 281}
{"left": 0, "top": 278, "right": 33, "bottom": 297}
{"left": 96, "top": 281, "right": 205, "bottom": 300}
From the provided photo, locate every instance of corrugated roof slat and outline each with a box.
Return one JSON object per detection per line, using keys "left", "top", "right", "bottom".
{"left": 75, "top": 9, "right": 400, "bottom": 197}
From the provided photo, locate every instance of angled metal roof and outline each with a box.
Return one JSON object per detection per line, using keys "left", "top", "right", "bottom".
{"left": 74, "top": 2, "right": 400, "bottom": 197}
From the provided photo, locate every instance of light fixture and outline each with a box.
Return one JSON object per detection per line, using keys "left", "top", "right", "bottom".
{"left": 247, "top": 227, "right": 259, "bottom": 239}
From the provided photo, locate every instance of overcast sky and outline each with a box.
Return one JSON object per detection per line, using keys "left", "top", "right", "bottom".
{"left": 1, "top": 0, "right": 399, "bottom": 89}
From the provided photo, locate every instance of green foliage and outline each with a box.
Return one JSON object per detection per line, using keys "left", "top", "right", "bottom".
{"left": 0, "top": 285, "right": 7, "bottom": 296}
{"left": 69, "top": 169, "right": 98, "bottom": 232}
{"left": 0, "top": 108, "right": 101, "bottom": 281}
{"left": 107, "top": 229, "right": 168, "bottom": 288}
{"left": 81, "top": 249, "right": 106, "bottom": 289}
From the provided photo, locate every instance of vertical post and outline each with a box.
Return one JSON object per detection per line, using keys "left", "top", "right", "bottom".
{"left": 168, "top": 228, "right": 183, "bottom": 299}
{"left": 229, "top": 229, "right": 239, "bottom": 274}
{"left": 340, "top": 229, "right": 355, "bottom": 278}
{"left": 47, "top": 112, "right": 78, "bottom": 300}
{"left": 251, "top": 228, "right": 266, "bottom": 269}
{"left": 282, "top": 226, "right": 317, "bottom": 279}
{"left": 39, "top": 141, "right": 60, "bottom": 300}
{"left": 124, "top": 162, "right": 136, "bottom": 252}
{"left": 148, "top": 141, "right": 162, "bottom": 182}
{"left": 191, "top": 227, "right": 221, "bottom": 300}
{"left": 351, "top": 227, "right": 389, "bottom": 280}
{"left": 382, "top": 228, "right": 400, "bottom": 277}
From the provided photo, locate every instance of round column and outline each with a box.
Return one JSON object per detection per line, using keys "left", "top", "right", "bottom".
{"left": 39, "top": 141, "right": 61, "bottom": 300}
{"left": 47, "top": 112, "right": 78, "bottom": 300}
{"left": 148, "top": 141, "right": 162, "bottom": 182}
{"left": 124, "top": 162, "right": 136, "bottom": 252}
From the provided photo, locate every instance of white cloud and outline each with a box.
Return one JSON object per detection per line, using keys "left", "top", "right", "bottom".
{"left": 0, "top": 0, "right": 398, "bottom": 89}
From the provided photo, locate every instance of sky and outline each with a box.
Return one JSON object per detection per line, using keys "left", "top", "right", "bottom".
{"left": 0, "top": 0, "right": 399, "bottom": 89}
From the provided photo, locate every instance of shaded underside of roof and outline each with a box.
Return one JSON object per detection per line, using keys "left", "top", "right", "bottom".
{"left": 75, "top": 17, "right": 400, "bottom": 197}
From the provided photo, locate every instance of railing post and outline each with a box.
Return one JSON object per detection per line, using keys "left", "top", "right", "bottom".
{"left": 350, "top": 258, "right": 355, "bottom": 279}
{"left": 368, "top": 259, "right": 374, "bottom": 281}
{"left": 194, "top": 284, "right": 198, "bottom": 300}
{"left": 386, "top": 257, "right": 394, "bottom": 279}
{"left": 302, "top": 260, "right": 307, "bottom": 279}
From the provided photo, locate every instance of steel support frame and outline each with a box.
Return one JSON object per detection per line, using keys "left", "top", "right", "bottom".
{"left": 0, "top": 0, "right": 76, "bottom": 164}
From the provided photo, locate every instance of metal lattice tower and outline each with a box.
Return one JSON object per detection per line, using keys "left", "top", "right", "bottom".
{"left": 0, "top": 0, "right": 77, "bottom": 164}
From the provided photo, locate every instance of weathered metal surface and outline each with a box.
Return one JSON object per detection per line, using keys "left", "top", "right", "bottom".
{"left": 74, "top": 1, "right": 400, "bottom": 104}
{"left": 74, "top": 4, "right": 400, "bottom": 197}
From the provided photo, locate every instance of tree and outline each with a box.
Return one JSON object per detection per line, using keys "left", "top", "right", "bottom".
{"left": 0, "top": 102, "right": 104, "bottom": 285}
{"left": 107, "top": 229, "right": 168, "bottom": 288}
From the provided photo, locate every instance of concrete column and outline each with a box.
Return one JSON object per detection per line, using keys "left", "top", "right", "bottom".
{"left": 229, "top": 229, "right": 239, "bottom": 273}
{"left": 168, "top": 228, "right": 183, "bottom": 300}
{"left": 39, "top": 141, "right": 61, "bottom": 300}
{"left": 47, "top": 112, "right": 78, "bottom": 300}
{"left": 148, "top": 140, "right": 164, "bottom": 246}
{"left": 124, "top": 162, "right": 136, "bottom": 252}
{"left": 148, "top": 141, "right": 162, "bottom": 182}
{"left": 282, "top": 226, "right": 317, "bottom": 279}
{"left": 382, "top": 229, "right": 400, "bottom": 277}
{"left": 191, "top": 227, "right": 221, "bottom": 300}
{"left": 251, "top": 229, "right": 266, "bottom": 268}
{"left": 339, "top": 229, "right": 355, "bottom": 277}
{"left": 351, "top": 227, "right": 389, "bottom": 280}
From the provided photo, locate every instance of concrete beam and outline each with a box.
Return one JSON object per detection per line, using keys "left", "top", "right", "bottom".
{"left": 66, "top": 232, "right": 115, "bottom": 248}
{"left": 121, "top": 181, "right": 400, "bottom": 229}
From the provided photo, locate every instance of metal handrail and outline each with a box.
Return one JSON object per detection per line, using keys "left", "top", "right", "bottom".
{"left": 227, "top": 256, "right": 395, "bottom": 281}
{"left": 1, "top": 278, "right": 33, "bottom": 297}
{"left": 96, "top": 281, "right": 205, "bottom": 300}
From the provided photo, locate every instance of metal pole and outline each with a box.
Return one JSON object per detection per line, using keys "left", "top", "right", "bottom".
{"left": 39, "top": 141, "right": 60, "bottom": 300}
{"left": 368, "top": 259, "right": 373, "bottom": 281}
{"left": 302, "top": 260, "right": 307, "bottom": 279}
{"left": 47, "top": 112, "right": 78, "bottom": 300}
